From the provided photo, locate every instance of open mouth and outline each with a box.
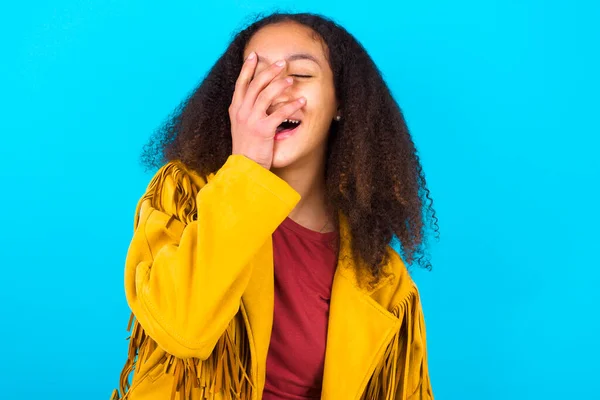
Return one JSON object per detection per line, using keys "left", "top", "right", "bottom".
{"left": 276, "top": 119, "right": 302, "bottom": 134}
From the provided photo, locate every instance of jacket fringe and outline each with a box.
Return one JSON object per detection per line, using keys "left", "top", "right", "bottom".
{"left": 112, "top": 314, "right": 254, "bottom": 400}
{"left": 112, "top": 161, "right": 254, "bottom": 399}
{"left": 135, "top": 160, "right": 202, "bottom": 228}
{"left": 361, "top": 286, "right": 432, "bottom": 400}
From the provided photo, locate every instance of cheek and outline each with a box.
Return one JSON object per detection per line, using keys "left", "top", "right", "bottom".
{"left": 301, "top": 84, "right": 336, "bottom": 121}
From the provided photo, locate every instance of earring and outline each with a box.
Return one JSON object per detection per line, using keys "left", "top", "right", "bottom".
{"left": 335, "top": 115, "right": 342, "bottom": 121}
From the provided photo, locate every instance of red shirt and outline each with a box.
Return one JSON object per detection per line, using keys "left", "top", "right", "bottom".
{"left": 263, "top": 217, "right": 339, "bottom": 400}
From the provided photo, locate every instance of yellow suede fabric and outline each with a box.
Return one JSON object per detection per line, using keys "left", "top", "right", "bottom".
{"left": 111, "top": 155, "right": 433, "bottom": 400}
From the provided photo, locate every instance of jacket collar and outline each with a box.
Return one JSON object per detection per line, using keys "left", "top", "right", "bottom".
{"left": 320, "top": 212, "right": 401, "bottom": 399}
{"left": 241, "top": 211, "right": 401, "bottom": 400}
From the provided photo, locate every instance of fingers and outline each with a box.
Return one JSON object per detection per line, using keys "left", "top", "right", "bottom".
{"left": 239, "top": 60, "right": 287, "bottom": 117}
{"left": 265, "top": 97, "right": 307, "bottom": 131}
{"left": 254, "top": 77, "right": 294, "bottom": 114}
{"left": 230, "top": 52, "right": 258, "bottom": 112}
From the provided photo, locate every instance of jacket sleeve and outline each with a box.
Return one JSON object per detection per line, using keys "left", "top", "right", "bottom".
{"left": 123, "top": 154, "right": 301, "bottom": 360}
{"left": 383, "top": 286, "right": 434, "bottom": 400}
{"left": 404, "top": 295, "right": 434, "bottom": 400}
{"left": 361, "top": 255, "right": 434, "bottom": 400}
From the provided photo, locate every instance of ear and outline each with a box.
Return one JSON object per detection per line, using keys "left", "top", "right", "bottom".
{"left": 334, "top": 105, "right": 342, "bottom": 121}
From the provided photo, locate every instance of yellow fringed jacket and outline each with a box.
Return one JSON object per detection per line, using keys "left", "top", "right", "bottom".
{"left": 111, "top": 155, "right": 434, "bottom": 400}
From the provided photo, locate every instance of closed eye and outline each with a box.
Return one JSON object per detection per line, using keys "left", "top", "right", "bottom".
{"left": 290, "top": 74, "right": 313, "bottom": 78}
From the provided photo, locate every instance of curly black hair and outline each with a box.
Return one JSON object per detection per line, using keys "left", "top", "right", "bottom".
{"left": 141, "top": 12, "right": 439, "bottom": 284}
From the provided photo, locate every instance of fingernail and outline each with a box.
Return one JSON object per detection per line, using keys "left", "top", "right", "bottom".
{"left": 299, "top": 97, "right": 306, "bottom": 104}
{"left": 247, "top": 52, "right": 256, "bottom": 60}
{"left": 276, "top": 60, "right": 286, "bottom": 67}
{"left": 285, "top": 77, "right": 293, "bottom": 84}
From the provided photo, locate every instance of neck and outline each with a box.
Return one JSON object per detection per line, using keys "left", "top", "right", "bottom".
{"left": 271, "top": 155, "right": 334, "bottom": 233}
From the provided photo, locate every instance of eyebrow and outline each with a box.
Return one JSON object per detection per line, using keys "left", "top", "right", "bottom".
{"left": 257, "top": 53, "right": 322, "bottom": 68}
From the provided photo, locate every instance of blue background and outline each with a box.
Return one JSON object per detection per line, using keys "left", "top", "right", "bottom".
{"left": 1, "top": 1, "right": 598, "bottom": 399}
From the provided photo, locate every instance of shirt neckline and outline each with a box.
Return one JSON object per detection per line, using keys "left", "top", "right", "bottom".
{"left": 279, "top": 217, "right": 339, "bottom": 242}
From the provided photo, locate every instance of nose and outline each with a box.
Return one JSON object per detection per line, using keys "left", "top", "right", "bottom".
{"left": 266, "top": 83, "right": 295, "bottom": 116}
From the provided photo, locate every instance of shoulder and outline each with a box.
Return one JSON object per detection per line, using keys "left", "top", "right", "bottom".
{"left": 136, "top": 160, "right": 209, "bottom": 226}
{"left": 369, "top": 246, "right": 420, "bottom": 313}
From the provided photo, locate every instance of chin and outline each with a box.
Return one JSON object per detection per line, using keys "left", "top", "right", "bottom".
{"left": 271, "top": 140, "right": 328, "bottom": 171}
{"left": 270, "top": 152, "right": 299, "bottom": 170}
